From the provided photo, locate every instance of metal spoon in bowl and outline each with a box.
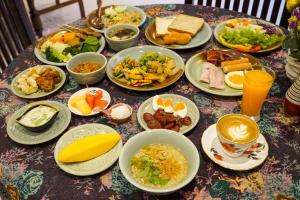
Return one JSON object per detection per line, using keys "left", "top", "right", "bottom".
{"left": 90, "top": 0, "right": 104, "bottom": 29}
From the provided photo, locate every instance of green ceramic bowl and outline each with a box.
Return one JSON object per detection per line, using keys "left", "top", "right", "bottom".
{"left": 66, "top": 52, "right": 107, "bottom": 85}
{"left": 119, "top": 129, "right": 200, "bottom": 194}
{"left": 104, "top": 24, "right": 140, "bottom": 52}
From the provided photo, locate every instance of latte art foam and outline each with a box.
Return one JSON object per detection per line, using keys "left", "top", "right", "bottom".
{"left": 228, "top": 124, "right": 249, "bottom": 142}
{"left": 217, "top": 115, "right": 259, "bottom": 143}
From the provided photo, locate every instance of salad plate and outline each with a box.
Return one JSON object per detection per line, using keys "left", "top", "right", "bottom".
{"left": 185, "top": 49, "right": 261, "bottom": 96}
{"left": 106, "top": 45, "right": 185, "bottom": 91}
{"left": 137, "top": 94, "right": 200, "bottom": 134}
{"left": 7, "top": 101, "right": 71, "bottom": 145}
{"left": 11, "top": 65, "right": 66, "bottom": 99}
{"left": 214, "top": 18, "right": 284, "bottom": 53}
{"left": 54, "top": 123, "right": 123, "bottom": 176}
{"left": 34, "top": 31, "right": 105, "bottom": 66}
{"left": 145, "top": 17, "right": 212, "bottom": 49}
{"left": 86, "top": 5, "right": 146, "bottom": 33}
{"left": 201, "top": 124, "right": 268, "bottom": 171}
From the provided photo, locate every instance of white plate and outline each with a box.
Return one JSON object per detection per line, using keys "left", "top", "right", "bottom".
{"left": 201, "top": 124, "right": 269, "bottom": 171}
{"left": 137, "top": 94, "right": 200, "bottom": 134}
{"left": 34, "top": 36, "right": 105, "bottom": 66}
{"left": 54, "top": 123, "right": 122, "bottom": 176}
{"left": 67, "top": 87, "right": 111, "bottom": 116}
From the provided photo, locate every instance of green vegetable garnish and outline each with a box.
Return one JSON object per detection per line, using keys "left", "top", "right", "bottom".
{"left": 45, "top": 46, "right": 69, "bottom": 62}
{"left": 221, "top": 27, "right": 282, "bottom": 49}
{"left": 81, "top": 36, "right": 100, "bottom": 52}
{"left": 131, "top": 155, "right": 169, "bottom": 186}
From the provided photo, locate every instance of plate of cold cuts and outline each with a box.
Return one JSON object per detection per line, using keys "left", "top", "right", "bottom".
{"left": 185, "top": 49, "right": 262, "bottom": 96}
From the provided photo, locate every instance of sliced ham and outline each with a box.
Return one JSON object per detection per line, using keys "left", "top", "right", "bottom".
{"left": 200, "top": 62, "right": 215, "bottom": 83}
{"left": 209, "top": 65, "right": 225, "bottom": 89}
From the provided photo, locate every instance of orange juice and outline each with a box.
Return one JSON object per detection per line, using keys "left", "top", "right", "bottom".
{"left": 242, "top": 69, "right": 274, "bottom": 117}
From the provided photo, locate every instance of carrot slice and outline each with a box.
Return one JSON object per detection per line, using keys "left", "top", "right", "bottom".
{"left": 85, "top": 93, "right": 95, "bottom": 109}
{"left": 94, "top": 99, "right": 107, "bottom": 108}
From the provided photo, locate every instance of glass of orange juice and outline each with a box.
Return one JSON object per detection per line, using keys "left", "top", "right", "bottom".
{"left": 241, "top": 66, "right": 275, "bottom": 122}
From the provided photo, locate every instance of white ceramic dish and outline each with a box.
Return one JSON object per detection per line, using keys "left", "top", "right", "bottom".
{"left": 67, "top": 87, "right": 111, "bottom": 116}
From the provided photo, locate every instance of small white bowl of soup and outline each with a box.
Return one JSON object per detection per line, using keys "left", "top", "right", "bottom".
{"left": 66, "top": 52, "right": 107, "bottom": 85}
{"left": 119, "top": 129, "right": 200, "bottom": 195}
{"left": 104, "top": 24, "right": 139, "bottom": 52}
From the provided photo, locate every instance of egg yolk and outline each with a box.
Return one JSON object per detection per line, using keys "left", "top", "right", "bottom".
{"left": 174, "top": 102, "right": 185, "bottom": 111}
{"left": 157, "top": 97, "right": 164, "bottom": 107}
{"left": 228, "top": 74, "right": 244, "bottom": 84}
{"left": 164, "top": 99, "right": 173, "bottom": 107}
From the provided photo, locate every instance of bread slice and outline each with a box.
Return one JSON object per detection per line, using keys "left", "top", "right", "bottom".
{"left": 168, "top": 14, "right": 204, "bottom": 36}
{"left": 155, "top": 17, "right": 175, "bottom": 37}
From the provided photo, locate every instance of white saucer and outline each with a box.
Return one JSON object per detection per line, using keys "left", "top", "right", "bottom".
{"left": 201, "top": 124, "right": 269, "bottom": 171}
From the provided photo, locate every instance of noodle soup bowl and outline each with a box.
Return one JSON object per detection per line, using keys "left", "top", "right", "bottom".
{"left": 119, "top": 129, "right": 200, "bottom": 195}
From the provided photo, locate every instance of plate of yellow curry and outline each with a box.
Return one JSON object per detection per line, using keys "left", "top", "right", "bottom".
{"left": 106, "top": 45, "right": 185, "bottom": 91}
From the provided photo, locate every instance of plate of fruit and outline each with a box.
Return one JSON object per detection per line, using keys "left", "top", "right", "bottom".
{"left": 67, "top": 88, "right": 110, "bottom": 116}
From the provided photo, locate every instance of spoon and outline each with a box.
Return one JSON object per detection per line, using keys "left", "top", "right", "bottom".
{"left": 94, "top": 103, "right": 133, "bottom": 123}
{"left": 90, "top": 0, "right": 104, "bottom": 29}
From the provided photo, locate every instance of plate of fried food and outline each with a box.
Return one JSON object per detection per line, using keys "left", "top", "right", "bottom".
{"left": 86, "top": 5, "right": 146, "bottom": 33}
{"left": 214, "top": 18, "right": 284, "bottom": 53}
{"left": 11, "top": 65, "right": 66, "bottom": 99}
{"left": 35, "top": 26, "right": 105, "bottom": 66}
{"left": 145, "top": 14, "right": 212, "bottom": 49}
{"left": 106, "top": 45, "right": 185, "bottom": 91}
{"left": 137, "top": 94, "right": 200, "bottom": 134}
{"left": 185, "top": 49, "right": 262, "bottom": 96}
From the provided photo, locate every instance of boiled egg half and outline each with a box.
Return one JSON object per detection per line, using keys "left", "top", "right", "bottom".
{"left": 152, "top": 95, "right": 165, "bottom": 111}
{"left": 173, "top": 102, "right": 187, "bottom": 118}
{"left": 224, "top": 71, "right": 244, "bottom": 89}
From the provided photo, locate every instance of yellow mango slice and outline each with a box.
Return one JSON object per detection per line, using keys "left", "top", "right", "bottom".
{"left": 70, "top": 95, "right": 85, "bottom": 107}
{"left": 70, "top": 94, "right": 91, "bottom": 114}
{"left": 75, "top": 99, "right": 92, "bottom": 114}
{"left": 58, "top": 133, "right": 121, "bottom": 163}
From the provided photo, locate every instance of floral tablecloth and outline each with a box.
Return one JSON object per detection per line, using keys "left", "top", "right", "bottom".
{"left": 0, "top": 4, "right": 299, "bottom": 200}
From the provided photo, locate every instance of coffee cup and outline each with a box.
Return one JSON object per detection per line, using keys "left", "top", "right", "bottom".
{"left": 216, "top": 114, "right": 264, "bottom": 158}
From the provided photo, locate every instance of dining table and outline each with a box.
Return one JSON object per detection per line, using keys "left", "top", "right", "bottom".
{"left": 0, "top": 4, "right": 299, "bottom": 200}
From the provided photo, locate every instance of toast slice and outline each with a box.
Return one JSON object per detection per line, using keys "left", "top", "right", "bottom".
{"left": 155, "top": 17, "right": 175, "bottom": 37}
{"left": 168, "top": 14, "right": 204, "bottom": 36}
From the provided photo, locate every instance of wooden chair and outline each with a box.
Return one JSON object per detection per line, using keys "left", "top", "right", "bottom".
{"left": 185, "top": 0, "right": 289, "bottom": 28}
{"left": 26, "top": 0, "right": 85, "bottom": 37}
{"left": 0, "top": 0, "right": 36, "bottom": 72}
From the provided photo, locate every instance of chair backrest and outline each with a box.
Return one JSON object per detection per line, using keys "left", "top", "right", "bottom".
{"left": 26, "top": 0, "right": 85, "bottom": 37}
{"left": 0, "top": 0, "right": 36, "bottom": 72}
{"left": 185, "top": 0, "right": 289, "bottom": 28}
